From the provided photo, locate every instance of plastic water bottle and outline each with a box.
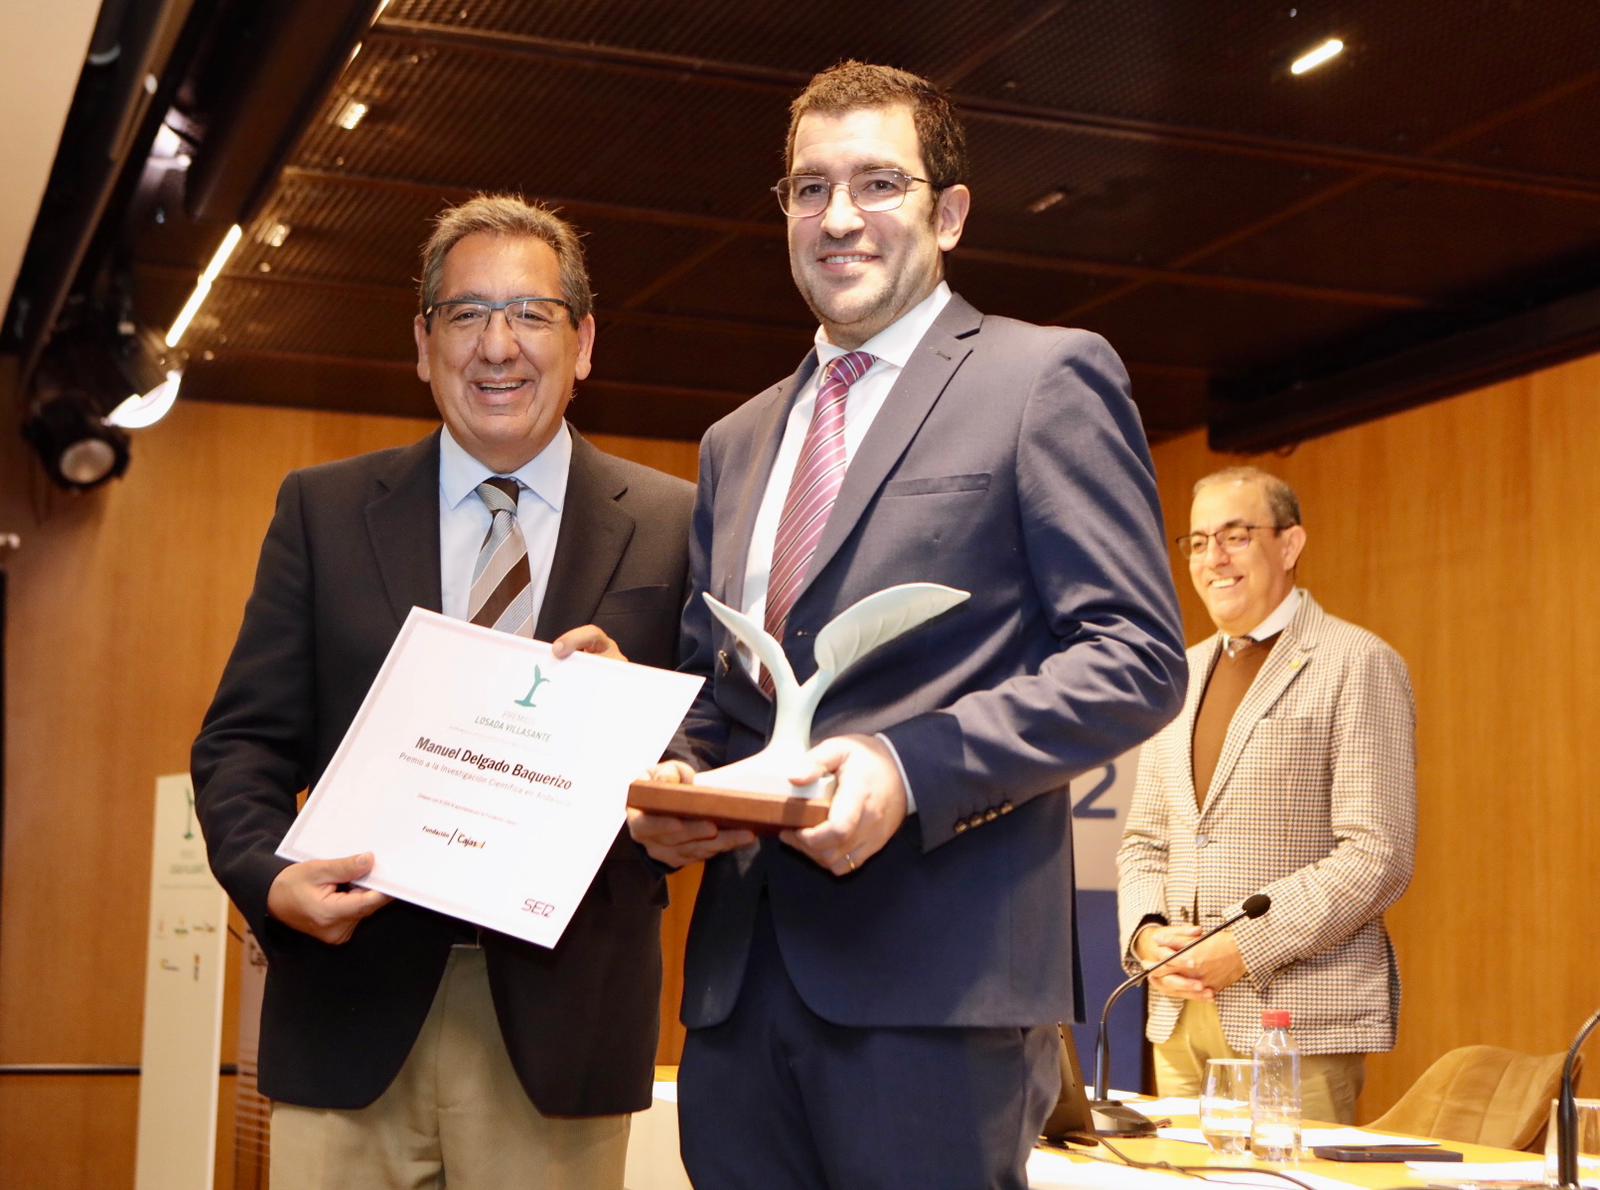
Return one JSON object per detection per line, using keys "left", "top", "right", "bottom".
{"left": 1250, "top": 1009, "right": 1302, "bottom": 1162}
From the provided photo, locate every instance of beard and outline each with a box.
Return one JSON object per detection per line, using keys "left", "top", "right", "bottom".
{"left": 789, "top": 233, "right": 942, "bottom": 348}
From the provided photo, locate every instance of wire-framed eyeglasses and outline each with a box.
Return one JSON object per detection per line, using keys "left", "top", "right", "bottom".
{"left": 424, "top": 297, "right": 574, "bottom": 340}
{"left": 772, "top": 168, "right": 932, "bottom": 217}
{"left": 1173, "top": 524, "right": 1292, "bottom": 558}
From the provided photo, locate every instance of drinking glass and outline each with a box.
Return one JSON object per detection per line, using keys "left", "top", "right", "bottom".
{"left": 1201, "top": 1057, "right": 1256, "bottom": 1155}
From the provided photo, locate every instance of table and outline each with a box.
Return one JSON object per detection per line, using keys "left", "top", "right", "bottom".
{"left": 1030, "top": 1128, "right": 1542, "bottom": 1189}
{"left": 623, "top": 1069, "right": 1545, "bottom": 1189}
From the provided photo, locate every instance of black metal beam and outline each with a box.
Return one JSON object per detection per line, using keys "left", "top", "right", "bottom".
{"left": 1209, "top": 284, "right": 1600, "bottom": 452}
{"left": 0, "top": 1064, "right": 239, "bottom": 1077}
{"left": 374, "top": 21, "right": 1600, "bottom": 206}
{"left": 185, "top": 0, "right": 384, "bottom": 223}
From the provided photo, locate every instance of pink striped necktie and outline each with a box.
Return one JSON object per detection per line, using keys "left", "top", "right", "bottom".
{"left": 764, "top": 349, "right": 875, "bottom": 650}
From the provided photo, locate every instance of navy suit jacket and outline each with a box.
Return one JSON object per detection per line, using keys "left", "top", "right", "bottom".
{"left": 193, "top": 428, "right": 693, "bottom": 1113}
{"left": 672, "top": 294, "right": 1187, "bottom": 1031}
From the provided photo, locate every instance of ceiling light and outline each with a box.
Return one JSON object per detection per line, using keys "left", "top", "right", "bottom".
{"left": 259, "top": 221, "right": 291, "bottom": 248}
{"left": 152, "top": 123, "right": 184, "bottom": 158}
{"left": 105, "top": 369, "right": 184, "bottom": 430}
{"left": 1026, "top": 189, "right": 1070, "bottom": 215}
{"left": 1290, "top": 38, "right": 1344, "bottom": 75}
{"left": 335, "top": 98, "right": 369, "bottom": 130}
{"left": 166, "top": 224, "right": 242, "bottom": 348}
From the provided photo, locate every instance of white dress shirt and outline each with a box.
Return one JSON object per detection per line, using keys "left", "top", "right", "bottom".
{"left": 737, "top": 282, "right": 954, "bottom": 813}
{"left": 740, "top": 282, "right": 952, "bottom": 630}
{"left": 437, "top": 423, "right": 571, "bottom": 631}
{"left": 1222, "top": 587, "right": 1302, "bottom": 649}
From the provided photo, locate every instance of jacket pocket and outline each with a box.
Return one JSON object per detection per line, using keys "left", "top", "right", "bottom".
{"left": 881, "top": 473, "right": 991, "bottom": 497}
{"left": 595, "top": 584, "right": 672, "bottom": 615}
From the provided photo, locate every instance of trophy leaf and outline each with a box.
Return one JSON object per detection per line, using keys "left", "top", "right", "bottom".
{"left": 702, "top": 593, "right": 797, "bottom": 691}
{"left": 813, "top": 583, "right": 969, "bottom": 680}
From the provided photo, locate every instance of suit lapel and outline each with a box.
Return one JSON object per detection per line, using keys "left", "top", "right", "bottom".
{"left": 721, "top": 365, "right": 814, "bottom": 612}
{"left": 797, "top": 295, "right": 980, "bottom": 604}
{"left": 534, "top": 431, "right": 634, "bottom": 639}
{"left": 1202, "top": 595, "right": 1322, "bottom": 813}
{"left": 366, "top": 432, "right": 444, "bottom": 626}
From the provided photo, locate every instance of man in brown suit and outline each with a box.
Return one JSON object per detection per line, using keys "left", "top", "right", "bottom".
{"left": 1116, "top": 466, "right": 1416, "bottom": 1123}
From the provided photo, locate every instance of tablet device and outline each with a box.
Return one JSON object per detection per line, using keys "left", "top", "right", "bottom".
{"left": 1312, "top": 1144, "right": 1464, "bottom": 1162}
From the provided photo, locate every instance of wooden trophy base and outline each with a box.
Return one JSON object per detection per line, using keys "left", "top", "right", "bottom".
{"left": 627, "top": 778, "right": 830, "bottom": 833}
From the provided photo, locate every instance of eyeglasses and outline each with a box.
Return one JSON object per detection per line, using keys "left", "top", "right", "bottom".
{"left": 772, "top": 168, "right": 932, "bottom": 217}
{"left": 1173, "top": 524, "right": 1291, "bottom": 558}
{"left": 424, "top": 297, "right": 573, "bottom": 342}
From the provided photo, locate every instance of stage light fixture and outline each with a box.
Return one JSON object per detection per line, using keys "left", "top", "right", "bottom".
{"left": 21, "top": 320, "right": 184, "bottom": 490}
{"left": 21, "top": 392, "right": 132, "bottom": 491}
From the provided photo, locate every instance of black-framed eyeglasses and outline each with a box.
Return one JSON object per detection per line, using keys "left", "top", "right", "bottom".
{"left": 772, "top": 168, "right": 932, "bottom": 217}
{"left": 1173, "top": 524, "right": 1292, "bottom": 558}
{"left": 424, "top": 297, "right": 573, "bottom": 339}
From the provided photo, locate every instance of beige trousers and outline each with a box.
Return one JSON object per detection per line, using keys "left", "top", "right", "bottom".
{"left": 1153, "top": 999, "right": 1367, "bottom": 1124}
{"left": 270, "top": 946, "right": 629, "bottom": 1190}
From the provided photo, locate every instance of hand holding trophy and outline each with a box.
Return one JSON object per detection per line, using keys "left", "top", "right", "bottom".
{"left": 628, "top": 582, "right": 968, "bottom": 830}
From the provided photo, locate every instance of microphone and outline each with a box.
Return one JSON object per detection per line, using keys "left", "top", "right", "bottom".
{"left": 1089, "top": 893, "right": 1271, "bottom": 1137}
{"left": 1555, "top": 1007, "right": 1600, "bottom": 1189}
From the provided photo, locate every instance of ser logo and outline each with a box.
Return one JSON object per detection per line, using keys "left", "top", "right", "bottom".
{"left": 514, "top": 665, "right": 551, "bottom": 709}
{"left": 520, "top": 898, "right": 555, "bottom": 918}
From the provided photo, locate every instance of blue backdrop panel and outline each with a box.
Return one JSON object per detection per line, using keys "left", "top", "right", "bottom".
{"left": 1070, "top": 888, "right": 1146, "bottom": 1095}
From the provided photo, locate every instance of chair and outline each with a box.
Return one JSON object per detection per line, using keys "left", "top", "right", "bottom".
{"left": 1367, "top": 1044, "right": 1580, "bottom": 1152}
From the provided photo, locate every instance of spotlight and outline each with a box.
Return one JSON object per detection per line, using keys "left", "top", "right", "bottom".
{"left": 21, "top": 392, "right": 131, "bottom": 491}
{"left": 21, "top": 320, "right": 179, "bottom": 490}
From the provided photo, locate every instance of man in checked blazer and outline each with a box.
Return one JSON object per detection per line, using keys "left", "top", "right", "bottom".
{"left": 1116, "top": 465, "right": 1417, "bottom": 1123}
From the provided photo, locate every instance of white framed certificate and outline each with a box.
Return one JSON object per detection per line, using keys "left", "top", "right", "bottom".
{"left": 279, "top": 608, "right": 701, "bottom": 947}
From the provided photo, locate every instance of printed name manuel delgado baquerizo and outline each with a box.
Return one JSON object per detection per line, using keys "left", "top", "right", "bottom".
{"left": 412, "top": 736, "right": 572, "bottom": 791}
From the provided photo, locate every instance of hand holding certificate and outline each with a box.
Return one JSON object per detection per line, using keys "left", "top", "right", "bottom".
{"left": 279, "top": 608, "right": 702, "bottom": 947}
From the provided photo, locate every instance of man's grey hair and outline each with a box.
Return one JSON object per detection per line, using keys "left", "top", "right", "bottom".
{"left": 1193, "top": 466, "right": 1303, "bottom": 528}
{"left": 417, "top": 194, "right": 593, "bottom": 327}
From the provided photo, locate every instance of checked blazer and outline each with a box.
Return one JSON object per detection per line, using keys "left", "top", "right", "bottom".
{"left": 1116, "top": 591, "right": 1417, "bottom": 1056}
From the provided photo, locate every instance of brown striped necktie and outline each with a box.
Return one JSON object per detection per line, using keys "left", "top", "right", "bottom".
{"left": 468, "top": 477, "right": 533, "bottom": 637}
{"left": 763, "top": 349, "right": 875, "bottom": 662}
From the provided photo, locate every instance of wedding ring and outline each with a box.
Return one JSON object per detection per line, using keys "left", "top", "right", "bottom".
{"left": 845, "top": 851, "right": 857, "bottom": 872}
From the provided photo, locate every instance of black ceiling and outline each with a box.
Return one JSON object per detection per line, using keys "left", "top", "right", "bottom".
{"left": 86, "top": 1, "right": 1600, "bottom": 445}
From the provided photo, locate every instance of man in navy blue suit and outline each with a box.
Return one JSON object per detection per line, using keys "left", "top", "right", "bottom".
{"left": 628, "top": 62, "right": 1187, "bottom": 1188}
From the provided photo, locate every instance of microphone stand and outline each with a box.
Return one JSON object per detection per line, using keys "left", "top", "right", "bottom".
{"left": 1556, "top": 1008, "right": 1600, "bottom": 1189}
{"left": 1090, "top": 895, "right": 1270, "bottom": 1137}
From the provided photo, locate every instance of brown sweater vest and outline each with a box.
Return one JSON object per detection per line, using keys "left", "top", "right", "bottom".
{"left": 1191, "top": 635, "right": 1278, "bottom": 808}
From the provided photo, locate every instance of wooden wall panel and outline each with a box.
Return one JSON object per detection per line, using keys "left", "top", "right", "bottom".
{"left": 0, "top": 394, "right": 697, "bottom": 1185}
{"left": 5, "top": 346, "right": 1597, "bottom": 1185}
{"left": 0, "top": 1077, "right": 139, "bottom": 1189}
{"left": 1146, "top": 355, "right": 1600, "bottom": 1118}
